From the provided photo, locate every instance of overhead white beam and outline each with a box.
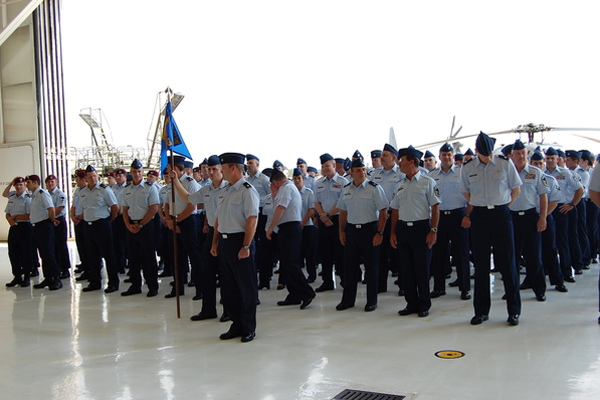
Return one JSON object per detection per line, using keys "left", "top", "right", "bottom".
{"left": 0, "top": 0, "right": 44, "bottom": 47}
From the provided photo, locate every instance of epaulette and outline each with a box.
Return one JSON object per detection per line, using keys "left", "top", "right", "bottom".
{"left": 463, "top": 158, "right": 474, "bottom": 165}
{"left": 243, "top": 182, "right": 252, "bottom": 189}
{"left": 186, "top": 176, "right": 194, "bottom": 181}
{"left": 99, "top": 183, "right": 107, "bottom": 188}
{"left": 145, "top": 181, "right": 152, "bottom": 186}
{"left": 344, "top": 182, "right": 352, "bottom": 188}
{"left": 8, "top": 192, "right": 15, "bottom": 197}
{"left": 39, "top": 189, "right": 45, "bottom": 193}
{"left": 368, "top": 180, "right": 378, "bottom": 187}
{"left": 497, "top": 154, "right": 509, "bottom": 161}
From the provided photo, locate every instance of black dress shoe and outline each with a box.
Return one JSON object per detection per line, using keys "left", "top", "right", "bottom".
{"left": 158, "top": 271, "right": 173, "bottom": 277}
{"left": 461, "top": 291, "right": 472, "bottom": 300}
{"left": 20, "top": 280, "right": 30, "bottom": 287}
{"left": 59, "top": 271, "right": 70, "bottom": 279}
{"left": 300, "top": 297, "right": 314, "bottom": 310}
{"left": 398, "top": 307, "right": 417, "bottom": 316}
{"left": 564, "top": 276, "right": 576, "bottom": 283}
{"left": 165, "top": 291, "right": 182, "bottom": 298}
{"left": 377, "top": 288, "right": 387, "bottom": 293}
{"left": 193, "top": 295, "right": 203, "bottom": 301}
{"left": 241, "top": 332, "right": 255, "bottom": 343}
{"left": 519, "top": 282, "right": 531, "bottom": 290}
{"left": 219, "top": 313, "right": 231, "bottom": 322}
{"left": 276, "top": 284, "right": 286, "bottom": 290}
{"left": 583, "top": 264, "right": 591, "bottom": 270}
{"left": 397, "top": 289, "right": 405, "bottom": 296}
{"left": 430, "top": 290, "right": 446, "bottom": 298}
{"left": 307, "top": 277, "right": 316, "bottom": 283}
{"left": 258, "top": 283, "right": 270, "bottom": 290}
{"left": 536, "top": 294, "right": 547, "bottom": 302}
{"left": 104, "top": 286, "right": 119, "bottom": 294}
{"left": 147, "top": 289, "right": 158, "bottom": 297}
{"left": 315, "top": 283, "right": 334, "bottom": 292}
{"left": 187, "top": 281, "right": 195, "bottom": 287}
{"left": 124, "top": 278, "right": 133, "bottom": 283}
{"left": 277, "top": 299, "right": 301, "bottom": 306}
{"left": 219, "top": 330, "right": 241, "bottom": 340}
{"left": 592, "top": 258, "right": 598, "bottom": 264}
{"left": 190, "top": 313, "right": 217, "bottom": 321}
{"left": 470, "top": 315, "right": 489, "bottom": 325}
{"left": 364, "top": 304, "right": 377, "bottom": 312}
{"left": 391, "top": 271, "right": 398, "bottom": 277}
{"left": 75, "top": 273, "right": 90, "bottom": 282}
{"left": 74, "top": 267, "right": 83, "bottom": 274}
{"left": 30, "top": 270, "right": 39, "bottom": 277}
{"left": 574, "top": 269, "right": 583, "bottom": 275}
{"left": 555, "top": 285, "right": 568, "bottom": 293}
{"left": 501, "top": 294, "right": 507, "bottom": 300}
{"left": 48, "top": 279, "right": 63, "bottom": 291}
{"left": 336, "top": 302, "right": 354, "bottom": 311}
{"left": 82, "top": 284, "right": 101, "bottom": 292}
{"left": 418, "top": 310, "right": 429, "bottom": 317}
{"left": 448, "top": 279, "right": 459, "bottom": 287}
{"left": 507, "top": 314, "right": 519, "bottom": 325}
{"left": 33, "top": 279, "right": 51, "bottom": 289}
{"left": 121, "top": 287, "right": 142, "bottom": 296}
{"left": 6, "top": 278, "right": 22, "bottom": 287}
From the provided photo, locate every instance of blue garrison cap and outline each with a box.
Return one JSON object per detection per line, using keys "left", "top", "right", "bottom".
{"left": 261, "top": 168, "right": 273, "bottom": 176}
{"left": 545, "top": 147, "right": 559, "bottom": 156}
{"left": 246, "top": 154, "right": 259, "bottom": 162}
{"left": 440, "top": 142, "right": 453, "bottom": 153}
{"left": 273, "top": 160, "right": 284, "bottom": 169}
{"left": 220, "top": 152, "right": 246, "bottom": 164}
{"left": 513, "top": 139, "right": 526, "bottom": 151}
{"left": 344, "top": 158, "right": 352, "bottom": 171}
{"left": 475, "top": 132, "right": 496, "bottom": 157}
{"left": 131, "top": 159, "right": 143, "bottom": 169}
{"left": 579, "top": 150, "right": 593, "bottom": 159}
{"left": 207, "top": 155, "right": 220, "bottom": 166}
{"left": 501, "top": 145, "right": 513, "bottom": 156}
{"left": 307, "top": 166, "right": 318, "bottom": 174}
{"left": 383, "top": 143, "right": 398, "bottom": 157}
{"left": 424, "top": 150, "right": 435, "bottom": 159}
{"left": 297, "top": 158, "right": 307, "bottom": 165}
{"left": 200, "top": 158, "right": 208, "bottom": 166}
{"left": 292, "top": 168, "right": 302, "bottom": 177}
{"left": 351, "top": 158, "right": 365, "bottom": 169}
{"left": 398, "top": 146, "right": 423, "bottom": 160}
{"left": 371, "top": 150, "right": 382, "bottom": 158}
{"left": 454, "top": 153, "right": 464, "bottom": 161}
{"left": 85, "top": 165, "right": 96, "bottom": 173}
{"left": 464, "top": 148, "right": 474, "bottom": 156}
{"left": 183, "top": 160, "right": 194, "bottom": 169}
{"left": 126, "top": 173, "right": 133, "bottom": 182}
{"left": 566, "top": 150, "right": 582, "bottom": 159}
{"left": 352, "top": 150, "right": 363, "bottom": 160}
{"left": 557, "top": 149, "right": 566, "bottom": 158}
{"left": 334, "top": 158, "right": 345, "bottom": 164}
{"left": 530, "top": 151, "right": 544, "bottom": 161}
{"left": 169, "top": 155, "right": 186, "bottom": 165}
{"left": 320, "top": 153, "right": 334, "bottom": 164}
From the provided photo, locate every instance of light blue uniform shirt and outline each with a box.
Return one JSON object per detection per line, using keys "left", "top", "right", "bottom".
{"left": 80, "top": 182, "right": 118, "bottom": 221}
{"left": 72, "top": 186, "right": 84, "bottom": 216}
{"left": 274, "top": 181, "right": 302, "bottom": 226}
{"left": 299, "top": 186, "right": 315, "bottom": 227}
{"left": 122, "top": 180, "right": 160, "bottom": 220}
{"left": 29, "top": 187, "right": 54, "bottom": 224}
{"left": 589, "top": 165, "right": 600, "bottom": 193}
{"left": 510, "top": 164, "right": 550, "bottom": 211}
{"left": 189, "top": 179, "right": 228, "bottom": 227}
{"left": 337, "top": 179, "right": 389, "bottom": 224}
{"left": 369, "top": 165, "right": 406, "bottom": 202}
{"left": 263, "top": 194, "right": 274, "bottom": 232}
{"left": 545, "top": 166, "right": 582, "bottom": 204}
{"left": 459, "top": 155, "right": 522, "bottom": 207}
{"left": 313, "top": 173, "right": 348, "bottom": 214}
{"left": 166, "top": 174, "right": 201, "bottom": 216}
{"left": 391, "top": 171, "right": 441, "bottom": 221}
{"left": 247, "top": 172, "right": 270, "bottom": 208}
{"left": 199, "top": 178, "right": 212, "bottom": 187}
{"left": 48, "top": 187, "right": 67, "bottom": 217}
{"left": 428, "top": 165, "right": 466, "bottom": 211}
{"left": 113, "top": 182, "right": 127, "bottom": 213}
{"left": 303, "top": 174, "right": 316, "bottom": 192}
{"left": 542, "top": 174, "right": 562, "bottom": 213}
{"left": 215, "top": 178, "right": 259, "bottom": 234}
{"left": 574, "top": 166, "right": 590, "bottom": 198}
{"left": 4, "top": 191, "right": 31, "bottom": 218}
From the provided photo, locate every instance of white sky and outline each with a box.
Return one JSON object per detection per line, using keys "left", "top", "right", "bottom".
{"left": 61, "top": 0, "right": 600, "bottom": 170}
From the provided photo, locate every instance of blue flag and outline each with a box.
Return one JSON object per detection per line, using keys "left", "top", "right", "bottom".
{"left": 161, "top": 101, "right": 192, "bottom": 175}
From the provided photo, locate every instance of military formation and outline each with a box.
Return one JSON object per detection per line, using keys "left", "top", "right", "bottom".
{"left": 5, "top": 131, "right": 600, "bottom": 343}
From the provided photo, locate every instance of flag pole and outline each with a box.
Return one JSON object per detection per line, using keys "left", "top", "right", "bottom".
{"left": 167, "top": 87, "right": 181, "bottom": 319}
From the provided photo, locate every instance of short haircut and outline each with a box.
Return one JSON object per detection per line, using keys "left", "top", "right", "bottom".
{"left": 405, "top": 154, "right": 419, "bottom": 165}
{"left": 270, "top": 170, "right": 286, "bottom": 182}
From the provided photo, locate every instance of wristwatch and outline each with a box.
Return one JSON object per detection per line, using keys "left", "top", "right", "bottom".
{"left": 431, "top": 227, "right": 438, "bottom": 233}
{"left": 138, "top": 223, "right": 144, "bottom": 228}
{"left": 377, "top": 231, "right": 384, "bottom": 236}
{"left": 242, "top": 244, "right": 250, "bottom": 250}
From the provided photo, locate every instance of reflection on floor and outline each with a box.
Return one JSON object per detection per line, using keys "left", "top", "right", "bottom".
{"left": 1, "top": 243, "right": 599, "bottom": 400}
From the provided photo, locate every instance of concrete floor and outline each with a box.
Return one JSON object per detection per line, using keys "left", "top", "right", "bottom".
{"left": 1, "top": 243, "right": 599, "bottom": 400}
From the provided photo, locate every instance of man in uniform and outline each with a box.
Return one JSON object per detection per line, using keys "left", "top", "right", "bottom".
{"left": 267, "top": 169, "right": 316, "bottom": 309}
{"left": 121, "top": 159, "right": 160, "bottom": 297}
{"left": 72, "top": 169, "right": 92, "bottom": 282}
{"left": 307, "top": 166, "right": 318, "bottom": 177}
{"left": 199, "top": 159, "right": 211, "bottom": 187}
{"left": 580, "top": 150, "right": 598, "bottom": 263}
{"left": 429, "top": 142, "right": 471, "bottom": 300}
{"left": 423, "top": 150, "right": 437, "bottom": 172}
{"left": 313, "top": 153, "right": 349, "bottom": 291}
{"left": 79, "top": 165, "right": 120, "bottom": 293}
{"left": 463, "top": 148, "right": 474, "bottom": 162}
{"left": 246, "top": 154, "right": 270, "bottom": 264}
{"left": 566, "top": 150, "right": 591, "bottom": 268}
{"left": 27, "top": 175, "right": 62, "bottom": 290}
{"left": 390, "top": 147, "right": 440, "bottom": 318}
{"left": 112, "top": 168, "right": 129, "bottom": 274}
{"left": 454, "top": 153, "right": 464, "bottom": 166}
{"left": 158, "top": 169, "right": 173, "bottom": 277}
{"left": 585, "top": 165, "right": 600, "bottom": 323}
{"left": 296, "top": 158, "right": 316, "bottom": 192}
{"left": 293, "top": 168, "right": 318, "bottom": 283}
{"left": 211, "top": 153, "right": 259, "bottom": 343}
{"left": 509, "top": 140, "right": 549, "bottom": 302}
{"left": 107, "top": 172, "right": 117, "bottom": 189}
{"left": 370, "top": 150, "right": 383, "bottom": 172}
{"left": 336, "top": 158, "right": 389, "bottom": 311}
{"left": 4, "top": 177, "right": 32, "bottom": 287}
{"left": 45, "top": 174, "right": 71, "bottom": 279}
{"left": 459, "top": 132, "right": 522, "bottom": 326}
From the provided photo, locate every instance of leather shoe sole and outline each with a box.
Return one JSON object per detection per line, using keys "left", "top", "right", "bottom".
{"left": 193, "top": 295, "right": 203, "bottom": 301}
{"left": 33, "top": 280, "right": 51, "bottom": 289}
{"left": 448, "top": 280, "right": 459, "bottom": 287}
{"left": 191, "top": 313, "right": 217, "bottom": 321}
{"left": 564, "top": 276, "right": 576, "bottom": 283}
{"left": 470, "top": 315, "right": 489, "bottom": 325}
{"left": 20, "top": 281, "right": 30, "bottom": 287}
{"left": 241, "top": 332, "right": 255, "bottom": 343}
{"left": 6, "top": 279, "right": 22, "bottom": 287}
{"left": 507, "top": 315, "right": 519, "bottom": 326}
{"left": 165, "top": 292, "right": 182, "bottom": 298}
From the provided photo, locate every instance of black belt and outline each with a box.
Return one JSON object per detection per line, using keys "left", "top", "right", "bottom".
{"left": 473, "top": 204, "right": 509, "bottom": 210}
{"left": 584, "top": 198, "right": 594, "bottom": 202}
{"left": 279, "top": 221, "right": 300, "bottom": 228}
{"left": 31, "top": 218, "right": 51, "bottom": 227}
{"left": 85, "top": 217, "right": 110, "bottom": 225}
{"left": 347, "top": 221, "right": 377, "bottom": 229}
{"left": 399, "top": 219, "right": 429, "bottom": 227}
{"left": 220, "top": 232, "right": 245, "bottom": 239}
{"left": 441, "top": 208, "right": 465, "bottom": 215}
{"left": 511, "top": 208, "right": 537, "bottom": 216}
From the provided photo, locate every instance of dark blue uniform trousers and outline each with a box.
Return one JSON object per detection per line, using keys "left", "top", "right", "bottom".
{"left": 342, "top": 222, "right": 379, "bottom": 306}
{"left": 84, "top": 218, "right": 119, "bottom": 288}
{"left": 33, "top": 219, "right": 60, "bottom": 280}
{"left": 397, "top": 220, "right": 432, "bottom": 312}
{"left": 8, "top": 222, "right": 32, "bottom": 280}
{"left": 218, "top": 232, "right": 257, "bottom": 335}
{"left": 512, "top": 209, "right": 546, "bottom": 296}
{"left": 379, "top": 215, "right": 401, "bottom": 292}
{"left": 567, "top": 206, "right": 584, "bottom": 271}
{"left": 576, "top": 201, "right": 590, "bottom": 265}
{"left": 112, "top": 214, "right": 128, "bottom": 271}
{"left": 258, "top": 230, "right": 277, "bottom": 287}
{"left": 552, "top": 207, "right": 573, "bottom": 279}
{"left": 432, "top": 208, "right": 470, "bottom": 292}
{"left": 301, "top": 225, "right": 317, "bottom": 281}
{"left": 74, "top": 222, "right": 88, "bottom": 272}
{"left": 126, "top": 222, "right": 158, "bottom": 291}
{"left": 200, "top": 227, "right": 223, "bottom": 316}
{"left": 277, "top": 221, "right": 316, "bottom": 303}
{"left": 541, "top": 214, "right": 564, "bottom": 286}
{"left": 170, "top": 216, "right": 202, "bottom": 295}
{"left": 318, "top": 215, "right": 345, "bottom": 287}
{"left": 54, "top": 216, "right": 71, "bottom": 274}
{"left": 470, "top": 205, "right": 521, "bottom": 317}
{"left": 584, "top": 198, "right": 599, "bottom": 260}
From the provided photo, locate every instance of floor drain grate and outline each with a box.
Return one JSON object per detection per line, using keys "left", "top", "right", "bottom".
{"left": 332, "top": 389, "right": 406, "bottom": 400}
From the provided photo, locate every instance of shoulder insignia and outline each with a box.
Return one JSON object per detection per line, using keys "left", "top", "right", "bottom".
{"left": 434, "top": 186, "right": 441, "bottom": 197}
{"left": 344, "top": 182, "right": 352, "bottom": 188}
{"left": 145, "top": 181, "right": 152, "bottom": 186}
{"left": 464, "top": 158, "right": 474, "bottom": 165}
{"left": 541, "top": 176, "right": 549, "bottom": 187}
{"left": 368, "top": 180, "right": 378, "bottom": 187}
{"left": 186, "top": 177, "right": 194, "bottom": 181}
{"left": 498, "top": 155, "right": 509, "bottom": 161}
{"left": 8, "top": 193, "right": 15, "bottom": 197}
{"left": 39, "top": 189, "right": 45, "bottom": 193}
{"left": 243, "top": 182, "right": 252, "bottom": 189}
{"left": 99, "top": 183, "right": 107, "bottom": 188}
